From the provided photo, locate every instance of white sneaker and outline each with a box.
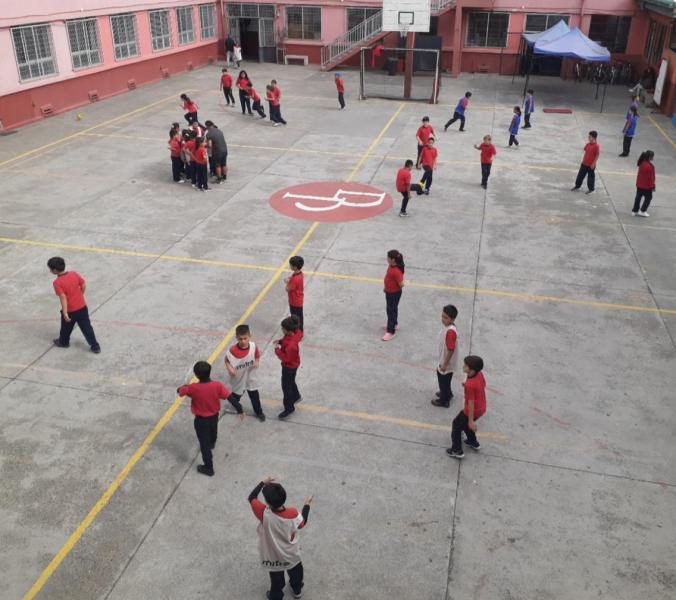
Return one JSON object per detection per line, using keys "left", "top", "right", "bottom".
{"left": 639, "top": 211, "right": 649, "bottom": 217}
{"left": 272, "top": 123, "right": 280, "bottom": 127}
{"left": 631, "top": 211, "right": 638, "bottom": 216}
{"left": 176, "top": 180, "right": 185, "bottom": 184}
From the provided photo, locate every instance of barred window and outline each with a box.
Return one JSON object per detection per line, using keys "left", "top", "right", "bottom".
{"left": 177, "top": 7, "right": 195, "bottom": 45}
{"left": 644, "top": 20, "right": 669, "bottom": 65}
{"left": 286, "top": 6, "right": 321, "bottom": 40}
{"left": 466, "top": 12, "right": 509, "bottom": 47}
{"left": 200, "top": 4, "right": 216, "bottom": 39}
{"left": 11, "top": 24, "right": 57, "bottom": 81}
{"left": 67, "top": 19, "right": 102, "bottom": 69}
{"left": 149, "top": 10, "right": 172, "bottom": 51}
{"left": 524, "top": 14, "right": 569, "bottom": 33}
{"left": 589, "top": 15, "right": 631, "bottom": 53}
{"left": 110, "top": 14, "right": 138, "bottom": 60}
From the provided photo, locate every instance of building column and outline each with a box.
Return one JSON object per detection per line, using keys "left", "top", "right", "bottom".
{"left": 451, "top": 1, "right": 462, "bottom": 77}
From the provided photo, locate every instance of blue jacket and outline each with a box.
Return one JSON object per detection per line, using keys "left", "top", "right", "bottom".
{"left": 509, "top": 114, "right": 521, "bottom": 135}
{"left": 455, "top": 97, "right": 469, "bottom": 115}
{"left": 625, "top": 115, "right": 638, "bottom": 137}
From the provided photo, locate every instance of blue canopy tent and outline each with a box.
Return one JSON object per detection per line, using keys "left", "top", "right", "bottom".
{"left": 533, "top": 27, "right": 611, "bottom": 62}
{"left": 513, "top": 20, "right": 570, "bottom": 85}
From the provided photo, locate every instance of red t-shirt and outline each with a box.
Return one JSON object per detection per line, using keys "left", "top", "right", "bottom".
{"left": 272, "top": 87, "right": 281, "bottom": 102}
{"left": 248, "top": 87, "right": 261, "bottom": 102}
{"left": 582, "top": 142, "right": 600, "bottom": 167}
{"left": 479, "top": 143, "right": 496, "bottom": 164}
{"left": 464, "top": 372, "right": 486, "bottom": 419}
{"left": 169, "top": 138, "right": 182, "bottom": 158}
{"left": 335, "top": 78, "right": 344, "bottom": 93}
{"left": 396, "top": 168, "right": 412, "bottom": 192}
{"left": 274, "top": 330, "right": 303, "bottom": 368}
{"left": 221, "top": 74, "right": 233, "bottom": 88}
{"left": 416, "top": 125, "right": 435, "bottom": 145}
{"left": 178, "top": 381, "right": 230, "bottom": 417}
{"left": 268, "top": 88, "right": 280, "bottom": 107}
{"left": 384, "top": 265, "right": 404, "bottom": 293}
{"left": 184, "top": 139, "right": 195, "bottom": 161}
{"left": 287, "top": 272, "right": 304, "bottom": 307}
{"left": 53, "top": 271, "right": 86, "bottom": 312}
{"left": 237, "top": 77, "right": 250, "bottom": 91}
{"left": 636, "top": 161, "right": 655, "bottom": 190}
{"left": 421, "top": 146, "right": 438, "bottom": 168}
{"left": 183, "top": 100, "right": 198, "bottom": 113}
{"left": 193, "top": 145, "right": 207, "bottom": 165}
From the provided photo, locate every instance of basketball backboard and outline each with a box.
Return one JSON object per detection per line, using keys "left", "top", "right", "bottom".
{"left": 382, "top": 0, "right": 431, "bottom": 33}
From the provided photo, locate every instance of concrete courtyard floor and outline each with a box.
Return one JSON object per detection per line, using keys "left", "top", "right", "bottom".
{"left": 1, "top": 64, "right": 675, "bottom": 600}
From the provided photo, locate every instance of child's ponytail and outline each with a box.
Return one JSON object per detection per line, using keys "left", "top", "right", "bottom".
{"left": 388, "top": 249, "right": 405, "bottom": 274}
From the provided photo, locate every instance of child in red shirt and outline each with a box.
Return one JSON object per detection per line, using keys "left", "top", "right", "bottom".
{"left": 335, "top": 72, "right": 345, "bottom": 109}
{"left": 396, "top": 159, "right": 423, "bottom": 217}
{"left": 419, "top": 137, "right": 438, "bottom": 195}
{"left": 48, "top": 256, "right": 100, "bottom": 353}
{"left": 246, "top": 82, "right": 267, "bottom": 119}
{"left": 192, "top": 137, "right": 209, "bottom": 191}
{"left": 633, "top": 150, "right": 656, "bottom": 217}
{"left": 447, "top": 356, "right": 486, "bottom": 459}
{"left": 220, "top": 68, "right": 235, "bottom": 107}
{"left": 270, "top": 80, "right": 287, "bottom": 125}
{"left": 183, "top": 130, "right": 196, "bottom": 186}
{"left": 274, "top": 316, "right": 303, "bottom": 419}
{"left": 236, "top": 70, "right": 253, "bottom": 115}
{"left": 285, "top": 256, "right": 304, "bottom": 331}
{"left": 474, "top": 134, "right": 496, "bottom": 189}
{"left": 168, "top": 129, "right": 184, "bottom": 183}
{"left": 177, "top": 361, "right": 232, "bottom": 476}
{"left": 180, "top": 93, "right": 199, "bottom": 125}
{"left": 571, "top": 130, "right": 599, "bottom": 194}
{"left": 383, "top": 250, "right": 405, "bottom": 341}
{"left": 416, "top": 116, "right": 435, "bottom": 169}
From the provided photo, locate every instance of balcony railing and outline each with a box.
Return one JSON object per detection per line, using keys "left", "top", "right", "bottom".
{"left": 320, "top": 10, "right": 383, "bottom": 68}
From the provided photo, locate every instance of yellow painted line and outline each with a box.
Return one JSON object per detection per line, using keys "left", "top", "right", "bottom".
{"left": 0, "top": 91, "right": 193, "bottom": 170}
{"left": 21, "top": 102, "right": 406, "bottom": 600}
{"left": 647, "top": 114, "right": 676, "bottom": 150}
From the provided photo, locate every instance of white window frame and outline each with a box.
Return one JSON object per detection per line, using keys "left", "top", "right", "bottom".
{"left": 286, "top": 6, "right": 322, "bottom": 41}
{"left": 176, "top": 7, "right": 195, "bottom": 45}
{"left": 466, "top": 12, "right": 510, "bottom": 48}
{"left": 199, "top": 4, "right": 216, "bottom": 39}
{"left": 11, "top": 24, "right": 58, "bottom": 82}
{"left": 149, "top": 9, "right": 172, "bottom": 51}
{"left": 110, "top": 14, "right": 139, "bottom": 61}
{"left": 67, "top": 18, "right": 102, "bottom": 70}
{"left": 524, "top": 14, "right": 569, "bottom": 34}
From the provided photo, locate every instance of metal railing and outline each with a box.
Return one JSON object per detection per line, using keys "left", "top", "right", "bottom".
{"left": 431, "top": 0, "right": 455, "bottom": 13}
{"left": 320, "top": 10, "right": 383, "bottom": 68}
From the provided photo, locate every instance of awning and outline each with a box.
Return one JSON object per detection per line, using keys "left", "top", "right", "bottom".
{"left": 534, "top": 27, "right": 611, "bottom": 62}
{"left": 522, "top": 20, "right": 570, "bottom": 46}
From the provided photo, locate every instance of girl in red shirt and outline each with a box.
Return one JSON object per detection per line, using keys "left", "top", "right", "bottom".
{"left": 632, "top": 150, "right": 656, "bottom": 217}
{"left": 180, "top": 93, "right": 199, "bottom": 125}
{"left": 236, "top": 71, "right": 253, "bottom": 116}
{"left": 167, "top": 129, "right": 184, "bottom": 183}
{"left": 192, "top": 137, "right": 209, "bottom": 191}
{"left": 246, "top": 82, "right": 267, "bottom": 119}
{"left": 383, "top": 250, "right": 405, "bottom": 341}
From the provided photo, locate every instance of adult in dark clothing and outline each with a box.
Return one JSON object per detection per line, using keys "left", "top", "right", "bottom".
{"left": 225, "top": 36, "right": 235, "bottom": 66}
{"left": 205, "top": 120, "right": 228, "bottom": 183}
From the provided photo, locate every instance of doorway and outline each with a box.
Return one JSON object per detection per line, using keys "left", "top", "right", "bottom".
{"left": 226, "top": 3, "right": 276, "bottom": 63}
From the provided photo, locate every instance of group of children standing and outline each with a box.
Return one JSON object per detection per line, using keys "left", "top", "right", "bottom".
{"left": 220, "top": 68, "right": 288, "bottom": 126}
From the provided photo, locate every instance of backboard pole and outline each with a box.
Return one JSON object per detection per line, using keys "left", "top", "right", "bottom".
{"left": 403, "top": 31, "right": 415, "bottom": 100}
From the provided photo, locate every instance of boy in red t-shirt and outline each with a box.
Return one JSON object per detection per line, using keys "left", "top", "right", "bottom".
{"left": 285, "top": 256, "right": 304, "bottom": 331}
{"left": 48, "top": 256, "right": 100, "bottom": 353}
{"left": 177, "top": 361, "right": 232, "bottom": 476}
{"left": 415, "top": 116, "right": 435, "bottom": 169}
{"left": 571, "top": 130, "right": 599, "bottom": 194}
{"left": 447, "top": 356, "right": 486, "bottom": 459}
{"left": 396, "top": 159, "right": 423, "bottom": 217}
{"left": 274, "top": 316, "right": 303, "bottom": 420}
{"left": 335, "top": 72, "right": 346, "bottom": 109}
{"left": 220, "top": 68, "right": 235, "bottom": 107}
{"left": 246, "top": 82, "right": 267, "bottom": 119}
{"left": 474, "top": 134, "right": 496, "bottom": 189}
{"left": 269, "top": 80, "right": 287, "bottom": 125}
{"left": 419, "top": 137, "right": 438, "bottom": 195}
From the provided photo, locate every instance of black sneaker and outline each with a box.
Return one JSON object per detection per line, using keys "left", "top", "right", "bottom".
{"left": 424, "top": 189, "right": 430, "bottom": 195}
{"left": 292, "top": 589, "right": 303, "bottom": 599}
{"left": 197, "top": 465, "right": 215, "bottom": 477}
{"left": 256, "top": 413, "right": 266, "bottom": 422}
{"left": 446, "top": 448, "right": 464, "bottom": 459}
{"left": 295, "top": 395, "right": 303, "bottom": 404}
{"left": 278, "top": 409, "right": 294, "bottom": 420}
{"left": 53, "top": 339, "right": 69, "bottom": 348}
{"left": 585, "top": 189, "right": 595, "bottom": 195}
{"left": 464, "top": 438, "right": 481, "bottom": 450}
{"left": 570, "top": 186, "right": 580, "bottom": 192}
{"left": 431, "top": 398, "right": 450, "bottom": 407}
{"left": 91, "top": 346, "right": 101, "bottom": 354}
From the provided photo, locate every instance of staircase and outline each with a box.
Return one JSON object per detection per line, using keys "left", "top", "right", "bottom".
{"left": 320, "top": 0, "right": 456, "bottom": 71}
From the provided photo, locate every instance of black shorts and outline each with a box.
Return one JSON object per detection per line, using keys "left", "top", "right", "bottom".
{"left": 214, "top": 152, "right": 227, "bottom": 167}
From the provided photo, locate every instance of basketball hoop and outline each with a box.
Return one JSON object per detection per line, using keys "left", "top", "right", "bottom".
{"left": 399, "top": 25, "right": 410, "bottom": 42}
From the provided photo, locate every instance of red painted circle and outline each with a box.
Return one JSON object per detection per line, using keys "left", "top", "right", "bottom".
{"left": 269, "top": 181, "right": 393, "bottom": 222}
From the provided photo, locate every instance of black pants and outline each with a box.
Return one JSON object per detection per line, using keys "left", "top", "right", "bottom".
{"left": 228, "top": 390, "right": 263, "bottom": 416}
{"left": 223, "top": 87, "right": 235, "bottom": 105}
{"left": 338, "top": 92, "right": 345, "bottom": 108}
{"left": 437, "top": 370, "right": 454, "bottom": 405}
{"left": 196, "top": 163, "right": 208, "bottom": 189}
{"left": 208, "top": 155, "right": 216, "bottom": 176}
{"left": 268, "top": 562, "right": 303, "bottom": 600}
{"left": 481, "top": 163, "right": 491, "bottom": 187}
{"left": 271, "top": 105, "right": 287, "bottom": 124}
{"left": 524, "top": 112, "right": 531, "bottom": 127}
{"left": 421, "top": 166, "right": 433, "bottom": 190}
{"left": 171, "top": 156, "right": 183, "bottom": 181}
{"left": 399, "top": 185, "right": 423, "bottom": 213}
{"left": 633, "top": 188, "right": 653, "bottom": 212}
{"left": 59, "top": 306, "right": 99, "bottom": 349}
{"left": 184, "top": 111, "right": 198, "bottom": 124}
{"left": 385, "top": 290, "right": 402, "bottom": 334}
{"left": 508, "top": 133, "right": 519, "bottom": 146}
{"left": 194, "top": 414, "right": 218, "bottom": 469}
{"left": 621, "top": 135, "right": 633, "bottom": 156}
{"left": 281, "top": 367, "right": 300, "bottom": 411}
{"left": 450, "top": 410, "right": 479, "bottom": 453}
{"left": 290, "top": 305, "right": 304, "bottom": 331}
{"left": 185, "top": 162, "right": 194, "bottom": 184}
{"left": 252, "top": 100, "right": 266, "bottom": 118}
{"left": 239, "top": 89, "right": 252, "bottom": 114}
{"left": 416, "top": 144, "right": 424, "bottom": 167}
{"left": 574, "top": 164, "right": 595, "bottom": 191}
{"left": 445, "top": 111, "right": 465, "bottom": 130}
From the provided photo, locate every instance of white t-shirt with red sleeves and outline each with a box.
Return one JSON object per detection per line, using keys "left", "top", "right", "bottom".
{"left": 225, "top": 342, "right": 260, "bottom": 394}
{"left": 251, "top": 500, "right": 305, "bottom": 571}
{"left": 437, "top": 324, "right": 458, "bottom": 375}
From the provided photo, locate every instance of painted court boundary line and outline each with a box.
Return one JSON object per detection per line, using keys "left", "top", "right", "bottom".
{"left": 21, "top": 102, "right": 406, "bottom": 600}
{"left": 2, "top": 235, "right": 675, "bottom": 317}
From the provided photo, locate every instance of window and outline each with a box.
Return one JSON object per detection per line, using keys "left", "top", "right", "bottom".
{"left": 176, "top": 7, "right": 195, "bottom": 45}
{"left": 11, "top": 24, "right": 57, "bottom": 81}
{"left": 67, "top": 19, "right": 102, "bottom": 69}
{"left": 110, "top": 14, "right": 138, "bottom": 60}
{"left": 200, "top": 4, "right": 216, "bottom": 39}
{"left": 589, "top": 15, "right": 631, "bottom": 53}
{"left": 149, "top": 10, "right": 171, "bottom": 51}
{"left": 644, "top": 21, "right": 669, "bottom": 65}
{"left": 467, "top": 12, "right": 509, "bottom": 47}
{"left": 347, "top": 8, "right": 380, "bottom": 32}
{"left": 524, "top": 14, "right": 569, "bottom": 33}
{"left": 286, "top": 6, "right": 321, "bottom": 40}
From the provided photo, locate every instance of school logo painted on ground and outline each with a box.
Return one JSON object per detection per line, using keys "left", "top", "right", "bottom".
{"left": 269, "top": 182, "right": 393, "bottom": 222}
